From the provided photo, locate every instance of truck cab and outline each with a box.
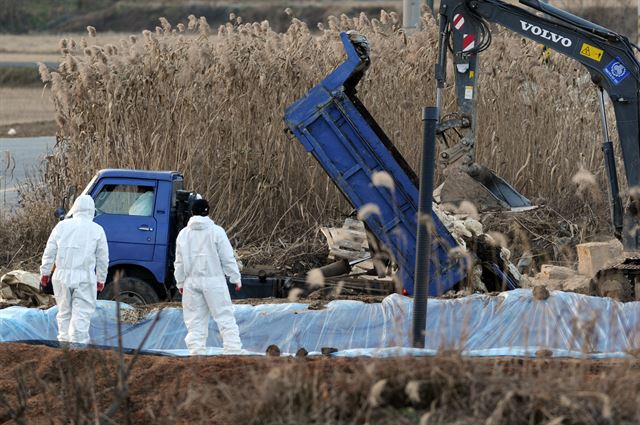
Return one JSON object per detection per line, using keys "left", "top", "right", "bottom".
{"left": 66, "top": 168, "right": 284, "bottom": 304}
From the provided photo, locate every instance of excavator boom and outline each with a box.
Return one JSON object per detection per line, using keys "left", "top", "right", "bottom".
{"left": 438, "top": 0, "right": 640, "bottom": 252}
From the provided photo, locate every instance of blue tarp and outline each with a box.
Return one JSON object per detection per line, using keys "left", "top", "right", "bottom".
{"left": 1, "top": 289, "right": 639, "bottom": 357}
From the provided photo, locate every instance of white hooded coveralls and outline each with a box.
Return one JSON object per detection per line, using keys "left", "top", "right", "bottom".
{"left": 174, "top": 215, "right": 242, "bottom": 355}
{"left": 40, "top": 195, "right": 109, "bottom": 344}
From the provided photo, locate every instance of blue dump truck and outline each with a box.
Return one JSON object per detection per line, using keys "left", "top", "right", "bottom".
{"left": 283, "top": 32, "right": 519, "bottom": 296}
{"left": 57, "top": 32, "right": 518, "bottom": 304}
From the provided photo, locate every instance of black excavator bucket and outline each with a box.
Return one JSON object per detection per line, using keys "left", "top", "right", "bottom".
{"left": 438, "top": 164, "right": 534, "bottom": 212}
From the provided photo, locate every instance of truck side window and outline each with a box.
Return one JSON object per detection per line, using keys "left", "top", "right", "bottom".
{"left": 94, "top": 184, "right": 155, "bottom": 216}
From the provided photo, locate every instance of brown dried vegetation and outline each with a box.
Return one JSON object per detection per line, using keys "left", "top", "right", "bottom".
{"left": 1, "top": 343, "right": 640, "bottom": 424}
{"left": 2, "top": 11, "right": 618, "bottom": 267}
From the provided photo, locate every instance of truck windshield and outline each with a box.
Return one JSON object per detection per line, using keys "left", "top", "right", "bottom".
{"left": 94, "top": 184, "right": 155, "bottom": 216}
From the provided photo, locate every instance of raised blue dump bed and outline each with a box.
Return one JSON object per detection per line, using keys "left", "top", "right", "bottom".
{"left": 284, "top": 32, "right": 471, "bottom": 296}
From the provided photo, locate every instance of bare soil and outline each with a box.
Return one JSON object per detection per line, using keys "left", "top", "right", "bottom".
{"left": 0, "top": 87, "right": 54, "bottom": 127}
{"left": 1, "top": 343, "right": 640, "bottom": 424}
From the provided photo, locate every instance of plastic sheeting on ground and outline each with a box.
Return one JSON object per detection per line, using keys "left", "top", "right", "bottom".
{"left": 2, "top": 289, "right": 640, "bottom": 358}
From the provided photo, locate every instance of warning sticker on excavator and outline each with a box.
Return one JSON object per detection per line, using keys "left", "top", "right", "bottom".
{"left": 580, "top": 43, "right": 604, "bottom": 62}
{"left": 464, "top": 86, "right": 473, "bottom": 100}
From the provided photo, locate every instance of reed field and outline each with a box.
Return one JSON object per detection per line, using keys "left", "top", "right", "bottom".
{"left": 4, "top": 10, "right": 616, "bottom": 264}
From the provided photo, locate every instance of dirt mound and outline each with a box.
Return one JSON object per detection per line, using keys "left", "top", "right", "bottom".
{"left": 1, "top": 343, "right": 640, "bottom": 424}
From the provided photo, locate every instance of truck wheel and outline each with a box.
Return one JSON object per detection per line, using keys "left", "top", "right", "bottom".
{"left": 99, "top": 277, "right": 160, "bottom": 305}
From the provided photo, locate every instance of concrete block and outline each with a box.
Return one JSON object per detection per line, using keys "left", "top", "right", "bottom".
{"left": 520, "top": 275, "right": 564, "bottom": 291}
{"left": 577, "top": 240, "right": 623, "bottom": 277}
{"left": 523, "top": 269, "right": 592, "bottom": 296}
{"left": 561, "top": 275, "right": 592, "bottom": 295}
{"left": 540, "top": 265, "right": 575, "bottom": 280}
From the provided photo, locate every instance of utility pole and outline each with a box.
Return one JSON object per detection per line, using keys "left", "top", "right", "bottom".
{"left": 403, "top": 0, "right": 435, "bottom": 30}
{"left": 403, "top": 0, "right": 421, "bottom": 30}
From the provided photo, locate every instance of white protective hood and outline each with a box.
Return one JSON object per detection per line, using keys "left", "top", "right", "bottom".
{"left": 70, "top": 195, "right": 96, "bottom": 219}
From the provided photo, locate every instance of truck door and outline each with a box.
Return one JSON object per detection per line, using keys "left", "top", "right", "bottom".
{"left": 90, "top": 178, "right": 158, "bottom": 262}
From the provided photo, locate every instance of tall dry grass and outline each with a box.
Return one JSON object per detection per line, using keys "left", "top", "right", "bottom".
{"left": 15, "top": 11, "right": 618, "bottom": 259}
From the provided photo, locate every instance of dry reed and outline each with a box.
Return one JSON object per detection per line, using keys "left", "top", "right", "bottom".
{"left": 11, "top": 11, "right": 619, "bottom": 261}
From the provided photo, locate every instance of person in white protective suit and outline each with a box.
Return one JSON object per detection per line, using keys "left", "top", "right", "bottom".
{"left": 174, "top": 198, "right": 243, "bottom": 355}
{"left": 40, "top": 195, "right": 109, "bottom": 345}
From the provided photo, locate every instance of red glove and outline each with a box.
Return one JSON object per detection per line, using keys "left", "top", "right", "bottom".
{"left": 40, "top": 275, "right": 49, "bottom": 288}
{"left": 97, "top": 282, "right": 105, "bottom": 292}
{"left": 234, "top": 282, "right": 242, "bottom": 292}
{"left": 179, "top": 288, "right": 183, "bottom": 295}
